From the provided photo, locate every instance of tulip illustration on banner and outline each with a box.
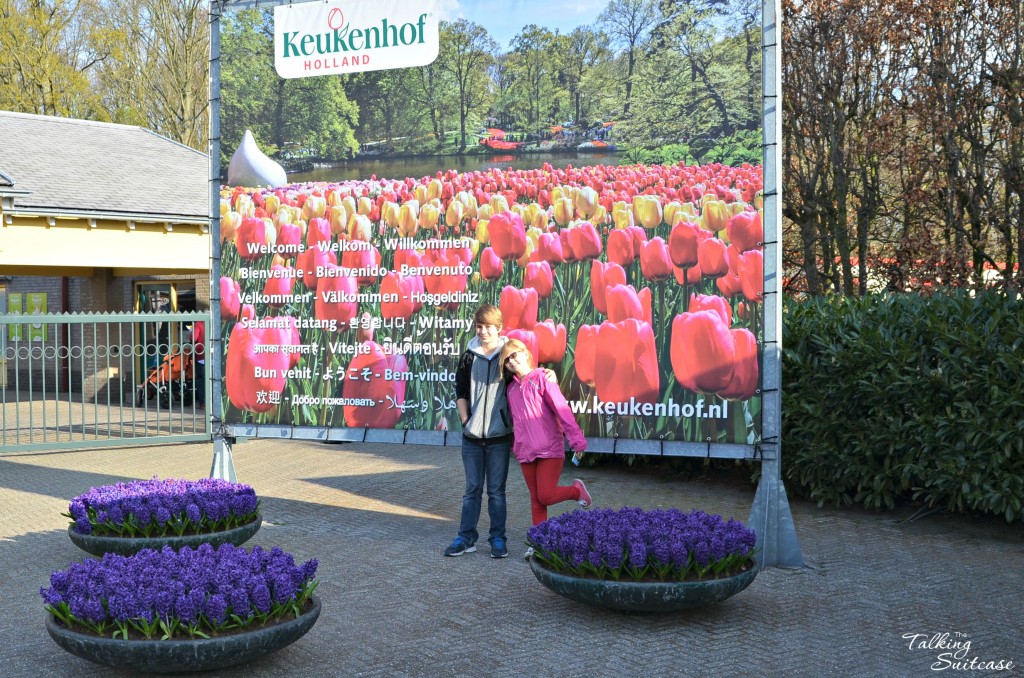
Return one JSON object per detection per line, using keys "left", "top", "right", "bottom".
{"left": 215, "top": 159, "right": 764, "bottom": 444}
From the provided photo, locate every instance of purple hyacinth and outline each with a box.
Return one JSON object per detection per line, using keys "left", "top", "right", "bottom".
{"left": 524, "top": 507, "right": 757, "bottom": 581}
{"left": 41, "top": 544, "right": 317, "bottom": 639}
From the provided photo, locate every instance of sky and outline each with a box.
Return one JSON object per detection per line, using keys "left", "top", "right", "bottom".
{"left": 437, "top": 0, "right": 610, "bottom": 50}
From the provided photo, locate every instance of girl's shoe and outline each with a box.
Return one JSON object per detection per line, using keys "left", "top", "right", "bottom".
{"left": 572, "top": 479, "right": 592, "bottom": 508}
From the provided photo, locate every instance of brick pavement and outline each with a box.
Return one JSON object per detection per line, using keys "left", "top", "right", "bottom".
{"left": 0, "top": 440, "right": 1021, "bottom": 677}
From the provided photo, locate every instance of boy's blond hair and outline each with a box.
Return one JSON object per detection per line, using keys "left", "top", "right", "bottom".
{"left": 473, "top": 304, "right": 503, "bottom": 328}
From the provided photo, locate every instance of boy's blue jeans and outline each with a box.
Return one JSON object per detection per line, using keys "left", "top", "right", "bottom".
{"left": 458, "top": 436, "right": 510, "bottom": 545}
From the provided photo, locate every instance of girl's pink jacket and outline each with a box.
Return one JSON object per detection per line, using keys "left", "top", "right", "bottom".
{"left": 506, "top": 369, "right": 587, "bottom": 464}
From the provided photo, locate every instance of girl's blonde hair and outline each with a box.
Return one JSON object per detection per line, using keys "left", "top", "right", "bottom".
{"left": 499, "top": 337, "right": 532, "bottom": 376}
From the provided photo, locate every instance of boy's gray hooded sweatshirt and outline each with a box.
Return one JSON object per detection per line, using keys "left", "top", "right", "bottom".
{"left": 454, "top": 336, "right": 512, "bottom": 440}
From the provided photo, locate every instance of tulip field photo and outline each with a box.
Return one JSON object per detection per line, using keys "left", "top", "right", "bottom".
{"left": 217, "top": 0, "right": 765, "bottom": 444}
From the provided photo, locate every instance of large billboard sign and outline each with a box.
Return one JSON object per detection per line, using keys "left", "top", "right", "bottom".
{"left": 215, "top": 0, "right": 766, "bottom": 449}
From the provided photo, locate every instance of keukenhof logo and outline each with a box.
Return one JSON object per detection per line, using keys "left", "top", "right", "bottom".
{"left": 274, "top": 0, "right": 439, "bottom": 78}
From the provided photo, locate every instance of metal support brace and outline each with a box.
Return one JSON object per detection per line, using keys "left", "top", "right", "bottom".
{"left": 210, "top": 435, "right": 237, "bottom": 482}
{"left": 749, "top": 456, "right": 804, "bottom": 567}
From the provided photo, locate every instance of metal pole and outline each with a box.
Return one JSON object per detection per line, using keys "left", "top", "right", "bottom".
{"left": 208, "top": 0, "right": 238, "bottom": 482}
{"left": 749, "top": 0, "right": 804, "bottom": 568}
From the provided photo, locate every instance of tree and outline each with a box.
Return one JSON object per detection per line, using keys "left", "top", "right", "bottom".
{"left": 0, "top": 0, "right": 114, "bottom": 117}
{"left": 438, "top": 20, "right": 497, "bottom": 150}
{"left": 597, "top": 0, "right": 658, "bottom": 116}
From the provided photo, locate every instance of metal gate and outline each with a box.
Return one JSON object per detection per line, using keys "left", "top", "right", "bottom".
{"left": 0, "top": 312, "right": 210, "bottom": 452}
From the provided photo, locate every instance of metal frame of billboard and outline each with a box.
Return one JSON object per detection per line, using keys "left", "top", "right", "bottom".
{"left": 207, "top": 0, "right": 803, "bottom": 567}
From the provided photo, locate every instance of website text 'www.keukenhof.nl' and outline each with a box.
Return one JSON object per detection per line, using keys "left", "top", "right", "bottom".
{"left": 567, "top": 396, "right": 731, "bottom": 419}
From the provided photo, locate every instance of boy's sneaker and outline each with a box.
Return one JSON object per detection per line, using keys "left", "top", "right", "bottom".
{"left": 573, "top": 479, "right": 592, "bottom": 508}
{"left": 443, "top": 537, "right": 476, "bottom": 557}
{"left": 490, "top": 537, "right": 509, "bottom": 559}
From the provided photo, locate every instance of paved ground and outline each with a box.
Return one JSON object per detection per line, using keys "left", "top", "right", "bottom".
{"left": 0, "top": 440, "right": 1021, "bottom": 677}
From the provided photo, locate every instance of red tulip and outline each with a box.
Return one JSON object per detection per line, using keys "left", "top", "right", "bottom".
{"left": 574, "top": 324, "right": 599, "bottom": 386}
{"left": 343, "top": 344, "right": 409, "bottom": 428}
{"left": 536, "top": 232, "right": 564, "bottom": 266}
{"left": 235, "top": 217, "right": 270, "bottom": 261}
{"left": 499, "top": 285, "right": 538, "bottom": 330}
{"left": 738, "top": 249, "right": 764, "bottom": 301}
{"left": 341, "top": 243, "right": 382, "bottom": 287}
{"left": 668, "top": 221, "right": 703, "bottom": 268}
{"left": 595, "top": 319, "right": 659, "bottom": 404}
{"left": 277, "top": 222, "right": 302, "bottom": 254}
{"left": 606, "top": 284, "right": 652, "bottom": 325}
{"left": 296, "top": 246, "right": 337, "bottom": 292}
{"left": 489, "top": 210, "right": 527, "bottom": 260}
{"left": 716, "top": 273, "right": 743, "bottom": 298}
{"left": 688, "top": 293, "right": 732, "bottom": 327}
{"left": 697, "top": 237, "right": 730, "bottom": 278}
{"left": 422, "top": 251, "right": 469, "bottom": 311}
{"left": 523, "top": 261, "right": 554, "bottom": 299}
{"left": 568, "top": 221, "right": 602, "bottom": 260}
{"left": 640, "top": 237, "right": 673, "bottom": 281}
{"left": 480, "top": 247, "right": 504, "bottom": 281}
{"left": 670, "top": 310, "right": 736, "bottom": 394}
{"left": 505, "top": 329, "right": 539, "bottom": 367}
{"left": 718, "top": 328, "right": 759, "bottom": 400}
{"left": 306, "top": 217, "right": 332, "bottom": 250}
{"left": 220, "top": 276, "right": 241, "bottom": 320}
{"left": 590, "top": 260, "right": 627, "bottom": 315}
{"left": 380, "top": 271, "right": 421, "bottom": 320}
{"left": 726, "top": 210, "right": 763, "bottom": 253}
{"left": 559, "top": 229, "right": 577, "bottom": 262}
{"left": 534, "top": 319, "right": 567, "bottom": 363}
{"left": 607, "top": 229, "right": 636, "bottom": 267}
{"left": 263, "top": 265, "right": 295, "bottom": 306}
{"left": 315, "top": 266, "right": 358, "bottom": 329}
{"left": 225, "top": 320, "right": 289, "bottom": 413}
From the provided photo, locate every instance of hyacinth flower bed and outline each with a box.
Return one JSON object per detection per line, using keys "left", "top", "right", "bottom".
{"left": 65, "top": 478, "right": 260, "bottom": 538}
{"left": 41, "top": 544, "right": 318, "bottom": 640}
{"left": 527, "top": 507, "right": 758, "bottom": 582}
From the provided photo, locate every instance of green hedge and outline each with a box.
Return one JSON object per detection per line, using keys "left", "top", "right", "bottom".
{"left": 782, "top": 291, "right": 1024, "bottom": 521}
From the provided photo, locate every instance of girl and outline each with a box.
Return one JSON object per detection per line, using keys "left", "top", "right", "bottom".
{"left": 500, "top": 338, "right": 592, "bottom": 532}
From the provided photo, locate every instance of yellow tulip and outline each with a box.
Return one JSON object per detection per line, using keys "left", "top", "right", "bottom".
{"left": 398, "top": 200, "right": 420, "bottom": 237}
{"left": 552, "top": 186, "right": 567, "bottom": 203}
{"left": 413, "top": 185, "right": 428, "bottom": 204}
{"left": 613, "top": 207, "right": 634, "bottom": 230}
{"left": 234, "top": 194, "right": 255, "bottom": 218}
{"left": 419, "top": 203, "right": 440, "bottom": 230}
{"left": 524, "top": 203, "right": 547, "bottom": 230}
{"left": 264, "top": 194, "right": 281, "bottom": 216}
{"left": 357, "top": 196, "right": 373, "bottom": 216}
{"left": 477, "top": 204, "right": 493, "bottom": 221}
{"left": 219, "top": 199, "right": 231, "bottom": 219}
{"left": 575, "top": 186, "right": 598, "bottom": 219}
{"left": 458, "top": 192, "right": 478, "bottom": 219}
{"left": 381, "top": 201, "right": 400, "bottom": 228}
{"left": 553, "top": 197, "right": 574, "bottom": 226}
{"left": 636, "top": 195, "right": 663, "bottom": 229}
{"left": 271, "top": 253, "right": 286, "bottom": 268}
{"left": 754, "top": 190, "right": 764, "bottom": 210}
{"left": 526, "top": 226, "right": 543, "bottom": 248}
{"left": 489, "top": 194, "right": 509, "bottom": 214}
{"left": 516, "top": 237, "right": 536, "bottom": 267}
{"left": 427, "top": 178, "right": 443, "bottom": 202}
{"left": 221, "top": 211, "right": 241, "bottom": 243}
{"left": 703, "top": 199, "right": 729, "bottom": 232}
{"left": 325, "top": 189, "right": 343, "bottom": 207}
{"left": 303, "top": 195, "right": 326, "bottom": 221}
{"left": 476, "top": 218, "right": 490, "bottom": 244}
{"left": 591, "top": 204, "right": 608, "bottom": 225}
{"left": 461, "top": 236, "right": 480, "bottom": 258}
{"left": 329, "top": 205, "right": 349, "bottom": 236}
{"left": 727, "top": 201, "right": 746, "bottom": 217}
{"left": 349, "top": 213, "right": 372, "bottom": 242}
{"left": 446, "top": 200, "right": 465, "bottom": 228}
